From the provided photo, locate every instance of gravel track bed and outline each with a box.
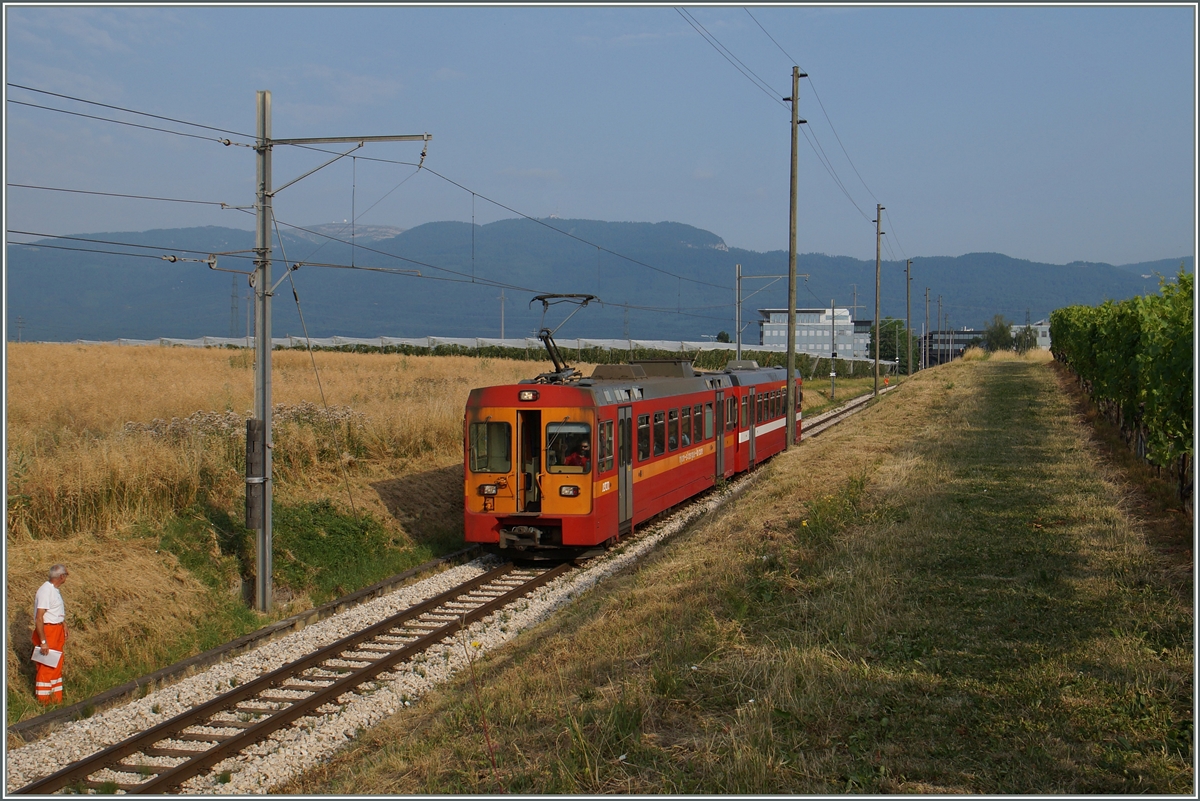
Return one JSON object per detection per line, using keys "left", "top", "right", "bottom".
{"left": 6, "top": 474, "right": 754, "bottom": 794}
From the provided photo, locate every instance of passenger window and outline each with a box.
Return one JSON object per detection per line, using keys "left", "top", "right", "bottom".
{"left": 637, "top": 414, "right": 650, "bottom": 461}
{"left": 704, "top": 402, "right": 714, "bottom": 440}
{"left": 668, "top": 409, "right": 679, "bottom": 451}
{"left": 653, "top": 411, "right": 666, "bottom": 456}
{"left": 726, "top": 397, "right": 737, "bottom": 431}
{"left": 681, "top": 406, "right": 692, "bottom": 447}
{"left": 598, "top": 420, "right": 614, "bottom": 472}
{"left": 694, "top": 404, "right": 703, "bottom": 439}
{"left": 741, "top": 396, "right": 749, "bottom": 428}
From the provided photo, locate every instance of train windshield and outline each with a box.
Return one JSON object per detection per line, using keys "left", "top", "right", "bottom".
{"left": 469, "top": 421, "right": 512, "bottom": 473}
{"left": 546, "top": 422, "right": 592, "bottom": 474}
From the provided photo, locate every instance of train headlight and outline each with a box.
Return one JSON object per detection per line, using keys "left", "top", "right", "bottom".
{"left": 518, "top": 390, "right": 539, "bottom": 402}
{"left": 478, "top": 484, "right": 499, "bottom": 496}
{"left": 559, "top": 485, "right": 580, "bottom": 497}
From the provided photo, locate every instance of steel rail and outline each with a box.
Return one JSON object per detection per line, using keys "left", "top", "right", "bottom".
{"left": 14, "top": 562, "right": 570, "bottom": 795}
{"left": 801, "top": 385, "right": 894, "bottom": 440}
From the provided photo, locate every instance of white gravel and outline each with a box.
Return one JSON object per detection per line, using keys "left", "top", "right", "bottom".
{"left": 5, "top": 473, "right": 754, "bottom": 795}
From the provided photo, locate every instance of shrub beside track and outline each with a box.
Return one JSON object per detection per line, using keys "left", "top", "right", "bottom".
{"left": 1050, "top": 266, "right": 1193, "bottom": 510}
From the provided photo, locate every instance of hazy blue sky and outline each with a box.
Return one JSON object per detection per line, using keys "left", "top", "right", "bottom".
{"left": 5, "top": 4, "right": 1196, "bottom": 265}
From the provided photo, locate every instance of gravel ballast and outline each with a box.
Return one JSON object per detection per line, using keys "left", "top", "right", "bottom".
{"left": 6, "top": 475, "right": 754, "bottom": 795}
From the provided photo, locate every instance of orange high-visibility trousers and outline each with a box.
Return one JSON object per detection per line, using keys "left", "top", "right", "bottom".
{"left": 32, "top": 623, "right": 64, "bottom": 704}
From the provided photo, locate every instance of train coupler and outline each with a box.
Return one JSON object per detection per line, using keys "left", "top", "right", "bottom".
{"left": 499, "top": 525, "right": 543, "bottom": 551}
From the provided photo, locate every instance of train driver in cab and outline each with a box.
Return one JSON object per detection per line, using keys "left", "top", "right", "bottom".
{"left": 564, "top": 439, "right": 591, "bottom": 471}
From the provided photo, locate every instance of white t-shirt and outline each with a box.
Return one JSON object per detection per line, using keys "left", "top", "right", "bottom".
{"left": 34, "top": 581, "right": 65, "bottom": 625}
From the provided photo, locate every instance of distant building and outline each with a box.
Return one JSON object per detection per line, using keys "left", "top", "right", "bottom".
{"left": 757, "top": 307, "right": 872, "bottom": 359}
{"left": 1010, "top": 320, "right": 1052, "bottom": 349}
{"left": 921, "top": 327, "right": 985, "bottom": 366}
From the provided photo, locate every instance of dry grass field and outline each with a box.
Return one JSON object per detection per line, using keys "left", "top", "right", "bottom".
{"left": 5, "top": 343, "right": 551, "bottom": 721}
{"left": 284, "top": 349, "right": 1193, "bottom": 794}
{"left": 6, "top": 344, "right": 542, "bottom": 540}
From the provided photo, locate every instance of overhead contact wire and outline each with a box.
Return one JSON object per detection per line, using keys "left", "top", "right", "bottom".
{"left": 273, "top": 216, "right": 362, "bottom": 521}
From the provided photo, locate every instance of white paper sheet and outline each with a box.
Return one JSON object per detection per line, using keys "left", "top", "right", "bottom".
{"left": 31, "top": 648, "right": 62, "bottom": 668}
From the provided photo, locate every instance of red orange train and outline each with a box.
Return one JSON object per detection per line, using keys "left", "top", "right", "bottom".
{"left": 464, "top": 355, "right": 802, "bottom": 556}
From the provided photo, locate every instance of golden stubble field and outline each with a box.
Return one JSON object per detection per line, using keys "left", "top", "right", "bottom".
{"left": 6, "top": 343, "right": 548, "bottom": 537}
{"left": 4, "top": 343, "right": 555, "bottom": 715}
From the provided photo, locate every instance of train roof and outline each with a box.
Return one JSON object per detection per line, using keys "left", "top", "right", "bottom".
{"left": 571, "top": 359, "right": 789, "bottom": 405}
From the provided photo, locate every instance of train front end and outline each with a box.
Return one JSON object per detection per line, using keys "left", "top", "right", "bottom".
{"left": 464, "top": 384, "right": 608, "bottom": 555}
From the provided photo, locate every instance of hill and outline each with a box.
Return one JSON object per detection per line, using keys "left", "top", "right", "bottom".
{"left": 5, "top": 219, "right": 1190, "bottom": 342}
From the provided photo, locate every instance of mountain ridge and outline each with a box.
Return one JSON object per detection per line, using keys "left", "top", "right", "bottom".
{"left": 6, "top": 219, "right": 1191, "bottom": 342}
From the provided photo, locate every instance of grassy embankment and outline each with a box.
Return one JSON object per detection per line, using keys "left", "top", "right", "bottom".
{"left": 287, "top": 349, "right": 1193, "bottom": 794}
{"left": 5, "top": 344, "right": 542, "bottom": 724}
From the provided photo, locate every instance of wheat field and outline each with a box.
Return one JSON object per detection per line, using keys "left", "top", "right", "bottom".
{"left": 5, "top": 343, "right": 553, "bottom": 718}
{"left": 6, "top": 343, "right": 547, "bottom": 541}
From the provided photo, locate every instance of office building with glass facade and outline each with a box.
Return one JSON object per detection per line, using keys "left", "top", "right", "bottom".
{"left": 757, "top": 307, "right": 871, "bottom": 359}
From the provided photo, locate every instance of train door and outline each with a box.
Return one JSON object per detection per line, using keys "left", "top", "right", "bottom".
{"left": 723, "top": 395, "right": 736, "bottom": 478}
{"left": 617, "top": 405, "right": 634, "bottom": 532}
{"left": 517, "top": 409, "right": 542, "bottom": 512}
{"left": 748, "top": 387, "right": 757, "bottom": 467}
{"left": 714, "top": 390, "right": 725, "bottom": 479}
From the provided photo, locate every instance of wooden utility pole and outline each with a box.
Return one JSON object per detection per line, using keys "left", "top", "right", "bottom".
{"left": 784, "top": 66, "right": 807, "bottom": 447}
{"left": 248, "top": 90, "right": 429, "bottom": 612}
{"left": 905, "top": 259, "right": 912, "bottom": 376}
{"left": 873, "top": 204, "right": 884, "bottom": 396}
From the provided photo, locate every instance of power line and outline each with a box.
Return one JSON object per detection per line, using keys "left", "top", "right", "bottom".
{"left": 418, "top": 166, "right": 732, "bottom": 291}
{"left": 8, "top": 183, "right": 235, "bottom": 208}
{"left": 676, "top": 7, "right": 788, "bottom": 110}
{"left": 4, "top": 240, "right": 223, "bottom": 264}
{"left": 272, "top": 218, "right": 730, "bottom": 323}
{"left": 7, "top": 99, "right": 249, "bottom": 147}
{"left": 7, "top": 82, "right": 253, "bottom": 139}
{"left": 743, "top": 7, "right": 880, "bottom": 219}
{"left": 279, "top": 152, "right": 733, "bottom": 292}
{"left": 797, "top": 122, "right": 871, "bottom": 223}
{"left": 882, "top": 208, "right": 908, "bottom": 260}
{"left": 7, "top": 229, "right": 257, "bottom": 258}
{"left": 679, "top": 7, "right": 872, "bottom": 225}
{"left": 8, "top": 229, "right": 251, "bottom": 258}
{"left": 5, "top": 236, "right": 737, "bottom": 325}
{"left": 284, "top": 166, "right": 424, "bottom": 268}
{"left": 11, "top": 84, "right": 732, "bottom": 294}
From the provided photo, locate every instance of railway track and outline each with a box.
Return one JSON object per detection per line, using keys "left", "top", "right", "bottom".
{"left": 13, "top": 562, "right": 571, "bottom": 795}
{"left": 801, "top": 385, "right": 893, "bottom": 440}
{"left": 12, "top": 387, "right": 892, "bottom": 794}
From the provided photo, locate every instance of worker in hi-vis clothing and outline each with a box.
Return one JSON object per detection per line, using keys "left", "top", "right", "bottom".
{"left": 33, "top": 564, "right": 69, "bottom": 704}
